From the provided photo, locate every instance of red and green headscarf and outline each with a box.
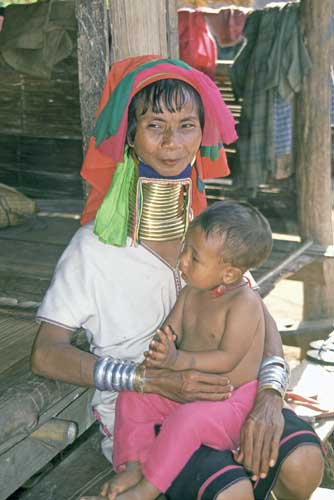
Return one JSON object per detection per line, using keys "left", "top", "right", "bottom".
{"left": 80, "top": 55, "right": 238, "bottom": 226}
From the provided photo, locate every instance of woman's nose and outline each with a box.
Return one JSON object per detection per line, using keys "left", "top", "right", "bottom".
{"left": 161, "top": 127, "right": 177, "bottom": 146}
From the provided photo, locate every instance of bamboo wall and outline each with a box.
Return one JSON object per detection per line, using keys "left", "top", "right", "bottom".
{"left": 0, "top": 13, "right": 83, "bottom": 199}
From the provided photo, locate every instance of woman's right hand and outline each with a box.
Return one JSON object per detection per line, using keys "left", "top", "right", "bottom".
{"left": 143, "top": 367, "right": 233, "bottom": 403}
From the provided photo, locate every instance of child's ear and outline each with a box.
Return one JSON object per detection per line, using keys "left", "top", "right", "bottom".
{"left": 221, "top": 265, "right": 242, "bottom": 285}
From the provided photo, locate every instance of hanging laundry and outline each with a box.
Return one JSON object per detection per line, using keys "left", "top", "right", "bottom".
{"left": 273, "top": 46, "right": 333, "bottom": 181}
{"left": 0, "top": 7, "right": 4, "bottom": 33}
{"left": 205, "top": 7, "right": 250, "bottom": 49}
{"left": 230, "top": 2, "right": 311, "bottom": 196}
{"left": 178, "top": 8, "right": 217, "bottom": 79}
{"left": 273, "top": 92, "right": 293, "bottom": 180}
{"left": 0, "top": 0, "right": 76, "bottom": 79}
{"left": 0, "top": 1, "right": 39, "bottom": 6}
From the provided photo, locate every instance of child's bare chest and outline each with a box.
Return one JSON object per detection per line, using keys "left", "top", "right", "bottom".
{"left": 180, "top": 293, "right": 228, "bottom": 351}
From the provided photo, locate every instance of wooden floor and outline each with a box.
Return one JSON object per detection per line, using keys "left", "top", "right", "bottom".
{"left": 0, "top": 198, "right": 332, "bottom": 499}
{"left": 0, "top": 200, "right": 82, "bottom": 305}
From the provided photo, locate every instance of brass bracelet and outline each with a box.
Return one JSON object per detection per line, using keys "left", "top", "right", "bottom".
{"left": 133, "top": 365, "right": 146, "bottom": 394}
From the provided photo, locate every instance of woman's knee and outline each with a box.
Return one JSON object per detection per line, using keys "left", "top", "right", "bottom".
{"left": 215, "top": 479, "right": 254, "bottom": 500}
{"left": 274, "top": 445, "right": 324, "bottom": 499}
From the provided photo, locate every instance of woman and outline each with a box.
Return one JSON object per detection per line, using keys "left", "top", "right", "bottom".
{"left": 32, "top": 56, "right": 323, "bottom": 500}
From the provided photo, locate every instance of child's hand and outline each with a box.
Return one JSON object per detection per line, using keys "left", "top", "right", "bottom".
{"left": 144, "top": 325, "right": 178, "bottom": 369}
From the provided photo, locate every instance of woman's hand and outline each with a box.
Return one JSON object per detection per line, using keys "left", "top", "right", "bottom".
{"left": 144, "top": 325, "right": 178, "bottom": 369}
{"left": 232, "top": 390, "right": 284, "bottom": 480}
{"left": 143, "top": 366, "right": 233, "bottom": 403}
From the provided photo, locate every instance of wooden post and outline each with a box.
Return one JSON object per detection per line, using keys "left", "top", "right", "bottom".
{"left": 75, "top": 0, "right": 110, "bottom": 197}
{"left": 75, "top": 0, "right": 109, "bottom": 154}
{"left": 294, "top": 0, "right": 334, "bottom": 320}
{"left": 166, "top": 0, "right": 180, "bottom": 59}
{"left": 108, "top": 0, "right": 178, "bottom": 61}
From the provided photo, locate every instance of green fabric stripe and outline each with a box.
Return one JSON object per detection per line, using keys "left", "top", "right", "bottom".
{"left": 94, "top": 59, "right": 191, "bottom": 145}
{"left": 199, "top": 144, "right": 223, "bottom": 161}
{"left": 94, "top": 148, "right": 136, "bottom": 246}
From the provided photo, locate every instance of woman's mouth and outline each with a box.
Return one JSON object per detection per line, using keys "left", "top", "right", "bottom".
{"left": 162, "top": 159, "right": 179, "bottom": 167}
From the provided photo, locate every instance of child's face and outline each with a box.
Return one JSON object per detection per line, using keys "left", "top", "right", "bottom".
{"left": 178, "top": 225, "right": 227, "bottom": 290}
{"left": 133, "top": 98, "right": 202, "bottom": 177}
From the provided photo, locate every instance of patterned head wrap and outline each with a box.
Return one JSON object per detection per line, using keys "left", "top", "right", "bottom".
{"left": 80, "top": 55, "right": 237, "bottom": 231}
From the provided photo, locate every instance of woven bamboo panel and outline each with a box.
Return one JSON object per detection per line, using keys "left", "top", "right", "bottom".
{"left": 0, "top": 22, "right": 83, "bottom": 198}
{"left": 0, "top": 134, "right": 83, "bottom": 198}
{"left": 0, "top": 53, "right": 81, "bottom": 139}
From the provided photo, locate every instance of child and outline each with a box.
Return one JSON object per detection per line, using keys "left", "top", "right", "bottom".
{"left": 102, "top": 200, "right": 273, "bottom": 500}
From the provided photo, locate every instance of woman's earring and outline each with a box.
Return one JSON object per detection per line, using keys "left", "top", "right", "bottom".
{"left": 127, "top": 134, "right": 134, "bottom": 148}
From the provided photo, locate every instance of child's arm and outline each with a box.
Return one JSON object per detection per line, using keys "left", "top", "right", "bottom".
{"left": 144, "top": 324, "right": 179, "bottom": 368}
{"left": 146, "top": 292, "right": 263, "bottom": 373}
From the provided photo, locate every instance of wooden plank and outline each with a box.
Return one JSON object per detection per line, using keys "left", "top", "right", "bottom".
{"left": 0, "top": 274, "right": 51, "bottom": 303}
{"left": 13, "top": 424, "right": 112, "bottom": 500}
{"left": 279, "top": 319, "right": 334, "bottom": 338}
{"left": 0, "top": 215, "right": 80, "bottom": 245}
{"left": 279, "top": 319, "right": 334, "bottom": 352}
{"left": 0, "top": 239, "right": 65, "bottom": 277}
{"left": 0, "top": 327, "right": 89, "bottom": 451}
{"left": 0, "top": 315, "right": 38, "bottom": 375}
{"left": 0, "top": 388, "right": 95, "bottom": 500}
{"left": 255, "top": 241, "right": 316, "bottom": 297}
{"left": 0, "top": 215, "right": 79, "bottom": 301}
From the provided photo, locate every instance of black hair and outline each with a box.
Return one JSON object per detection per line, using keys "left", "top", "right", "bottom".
{"left": 189, "top": 200, "right": 273, "bottom": 272}
{"left": 127, "top": 79, "right": 204, "bottom": 145}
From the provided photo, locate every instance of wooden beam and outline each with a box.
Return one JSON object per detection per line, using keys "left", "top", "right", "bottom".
{"left": 166, "top": 0, "right": 179, "bottom": 58}
{"left": 279, "top": 318, "right": 334, "bottom": 338}
{"left": 280, "top": 318, "right": 334, "bottom": 355}
{"left": 257, "top": 240, "right": 314, "bottom": 296}
{"left": 109, "top": 0, "right": 170, "bottom": 60}
{"left": 75, "top": 0, "right": 109, "bottom": 153}
{"left": 75, "top": 0, "right": 110, "bottom": 198}
{"left": 294, "top": 0, "right": 334, "bottom": 320}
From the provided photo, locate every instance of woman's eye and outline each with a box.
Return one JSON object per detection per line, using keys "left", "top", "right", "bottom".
{"left": 181, "top": 122, "right": 195, "bottom": 129}
{"left": 148, "top": 123, "right": 161, "bottom": 129}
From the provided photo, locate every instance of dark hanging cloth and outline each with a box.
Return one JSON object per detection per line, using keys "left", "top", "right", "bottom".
{"left": 230, "top": 2, "right": 311, "bottom": 196}
{"left": 0, "top": 0, "right": 76, "bottom": 79}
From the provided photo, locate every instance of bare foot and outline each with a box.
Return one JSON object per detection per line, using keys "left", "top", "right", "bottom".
{"left": 115, "top": 477, "right": 161, "bottom": 500}
{"left": 84, "top": 462, "right": 141, "bottom": 500}
{"left": 80, "top": 496, "right": 104, "bottom": 500}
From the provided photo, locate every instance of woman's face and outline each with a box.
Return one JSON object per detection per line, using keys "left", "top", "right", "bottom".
{"left": 133, "top": 98, "right": 202, "bottom": 177}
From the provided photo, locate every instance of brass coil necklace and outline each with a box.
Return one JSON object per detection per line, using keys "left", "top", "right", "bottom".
{"left": 128, "top": 177, "right": 193, "bottom": 242}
